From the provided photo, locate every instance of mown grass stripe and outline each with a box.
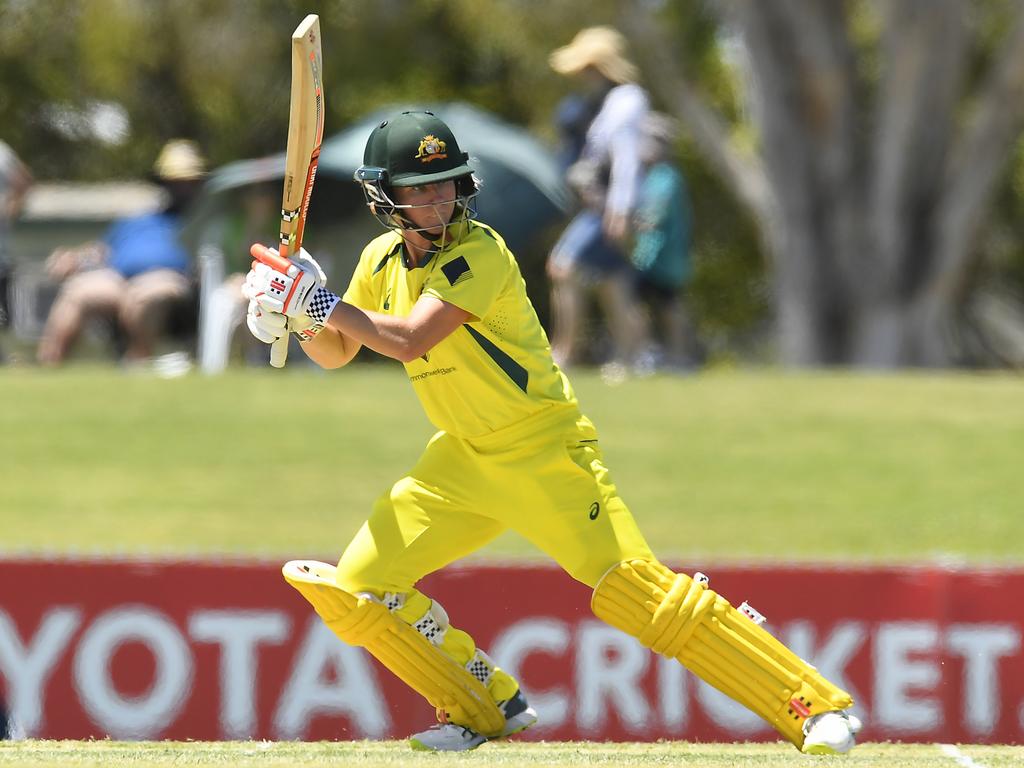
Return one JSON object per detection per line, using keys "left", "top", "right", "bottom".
{"left": 940, "top": 743, "right": 990, "bottom": 768}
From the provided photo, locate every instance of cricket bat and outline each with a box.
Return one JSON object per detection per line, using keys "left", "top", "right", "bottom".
{"left": 252, "top": 13, "right": 325, "bottom": 368}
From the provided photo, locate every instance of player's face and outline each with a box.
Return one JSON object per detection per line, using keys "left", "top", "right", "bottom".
{"left": 393, "top": 180, "right": 457, "bottom": 235}
{"left": 578, "top": 65, "right": 610, "bottom": 94}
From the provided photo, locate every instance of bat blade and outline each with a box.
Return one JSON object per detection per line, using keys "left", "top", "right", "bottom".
{"left": 268, "top": 13, "right": 325, "bottom": 368}
{"left": 280, "top": 13, "right": 324, "bottom": 259}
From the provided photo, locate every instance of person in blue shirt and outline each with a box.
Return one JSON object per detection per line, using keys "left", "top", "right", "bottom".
{"left": 37, "top": 140, "right": 204, "bottom": 366}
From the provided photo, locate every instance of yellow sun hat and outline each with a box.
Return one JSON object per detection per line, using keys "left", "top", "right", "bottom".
{"left": 549, "top": 26, "right": 639, "bottom": 84}
{"left": 153, "top": 139, "right": 206, "bottom": 181}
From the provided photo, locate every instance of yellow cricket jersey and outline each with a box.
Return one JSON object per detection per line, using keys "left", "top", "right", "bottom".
{"left": 342, "top": 221, "right": 579, "bottom": 439}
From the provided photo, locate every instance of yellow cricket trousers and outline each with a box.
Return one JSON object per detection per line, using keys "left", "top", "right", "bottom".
{"left": 335, "top": 404, "right": 654, "bottom": 593}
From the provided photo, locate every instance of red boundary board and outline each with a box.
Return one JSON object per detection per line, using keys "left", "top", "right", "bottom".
{"left": 1, "top": 558, "right": 1022, "bottom": 743}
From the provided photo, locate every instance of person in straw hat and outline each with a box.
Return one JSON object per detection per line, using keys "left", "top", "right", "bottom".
{"left": 547, "top": 26, "right": 649, "bottom": 378}
{"left": 37, "top": 139, "right": 205, "bottom": 366}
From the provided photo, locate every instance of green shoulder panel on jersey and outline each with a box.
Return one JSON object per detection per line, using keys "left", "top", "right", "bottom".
{"left": 463, "top": 324, "right": 528, "bottom": 393}
{"left": 373, "top": 240, "right": 403, "bottom": 274}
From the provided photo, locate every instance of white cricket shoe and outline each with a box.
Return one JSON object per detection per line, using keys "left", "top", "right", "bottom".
{"left": 409, "top": 722, "right": 487, "bottom": 752}
{"left": 409, "top": 689, "right": 538, "bottom": 752}
{"left": 801, "top": 710, "right": 863, "bottom": 755}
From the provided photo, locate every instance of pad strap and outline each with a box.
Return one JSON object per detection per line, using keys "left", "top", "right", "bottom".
{"left": 283, "top": 560, "right": 505, "bottom": 736}
{"left": 592, "top": 559, "right": 853, "bottom": 748}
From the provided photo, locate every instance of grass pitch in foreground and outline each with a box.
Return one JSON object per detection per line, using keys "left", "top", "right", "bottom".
{"left": 1, "top": 740, "right": 1023, "bottom": 768}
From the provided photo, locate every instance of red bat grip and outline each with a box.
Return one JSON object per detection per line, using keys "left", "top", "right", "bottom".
{"left": 250, "top": 243, "right": 293, "bottom": 274}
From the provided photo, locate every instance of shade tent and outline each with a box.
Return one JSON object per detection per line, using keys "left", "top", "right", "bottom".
{"left": 196, "top": 102, "right": 570, "bottom": 256}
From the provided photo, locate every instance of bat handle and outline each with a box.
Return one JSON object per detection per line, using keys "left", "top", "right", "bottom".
{"left": 250, "top": 243, "right": 294, "bottom": 274}
{"left": 270, "top": 335, "right": 289, "bottom": 368}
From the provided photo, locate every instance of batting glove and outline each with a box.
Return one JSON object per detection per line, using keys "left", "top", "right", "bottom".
{"left": 246, "top": 298, "right": 287, "bottom": 344}
{"left": 244, "top": 247, "right": 340, "bottom": 323}
{"left": 246, "top": 299, "right": 326, "bottom": 345}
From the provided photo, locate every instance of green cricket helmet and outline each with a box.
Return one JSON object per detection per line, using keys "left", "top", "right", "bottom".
{"left": 354, "top": 110, "right": 479, "bottom": 246}
{"left": 361, "top": 110, "right": 473, "bottom": 186}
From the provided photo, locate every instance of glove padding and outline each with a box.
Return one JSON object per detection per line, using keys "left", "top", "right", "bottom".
{"left": 243, "top": 247, "right": 329, "bottom": 319}
{"left": 244, "top": 248, "right": 331, "bottom": 347}
{"left": 246, "top": 299, "right": 323, "bottom": 345}
{"left": 246, "top": 299, "right": 285, "bottom": 344}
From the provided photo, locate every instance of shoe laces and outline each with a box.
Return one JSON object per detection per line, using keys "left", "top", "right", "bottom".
{"left": 426, "top": 723, "right": 477, "bottom": 739}
{"left": 432, "top": 710, "right": 478, "bottom": 739}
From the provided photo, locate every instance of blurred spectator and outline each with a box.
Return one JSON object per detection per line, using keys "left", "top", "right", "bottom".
{"left": 36, "top": 140, "right": 205, "bottom": 367}
{"left": 0, "top": 139, "right": 33, "bottom": 360}
{"left": 632, "top": 114, "right": 696, "bottom": 371}
{"left": 552, "top": 91, "right": 602, "bottom": 173}
{"left": 547, "top": 26, "right": 647, "bottom": 378}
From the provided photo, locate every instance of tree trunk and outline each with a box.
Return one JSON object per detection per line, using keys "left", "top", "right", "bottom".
{"left": 729, "top": 0, "right": 862, "bottom": 364}
{"left": 626, "top": 0, "right": 1024, "bottom": 366}
{"left": 912, "top": 7, "right": 1024, "bottom": 365}
{"left": 845, "top": 0, "right": 967, "bottom": 366}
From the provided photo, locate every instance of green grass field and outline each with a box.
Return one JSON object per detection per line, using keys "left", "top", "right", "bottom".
{"left": 1, "top": 366, "right": 1022, "bottom": 562}
{"left": 1, "top": 740, "right": 1022, "bottom": 768}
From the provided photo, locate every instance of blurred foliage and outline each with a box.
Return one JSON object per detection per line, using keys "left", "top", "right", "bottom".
{"left": 678, "top": 138, "right": 769, "bottom": 360}
{"left": 3, "top": 0, "right": 1023, "bottom": 351}
{"left": 965, "top": 1, "right": 1024, "bottom": 305}
{"left": 0, "top": 0, "right": 639, "bottom": 178}
{"left": 981, "top": 133, "right": 1024, "bottom": 296}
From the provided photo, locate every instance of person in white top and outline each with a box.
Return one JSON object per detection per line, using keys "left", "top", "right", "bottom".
{"left": 547, "top": 26, "right": 648, "bottom": 379}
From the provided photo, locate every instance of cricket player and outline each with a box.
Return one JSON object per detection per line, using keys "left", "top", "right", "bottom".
{"left": 244, "top": 110, "right": 862, "bottom": 753}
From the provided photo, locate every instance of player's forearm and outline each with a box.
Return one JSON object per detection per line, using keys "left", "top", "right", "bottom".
{"left": 326, "top": 301, "right": 426, "bottom": 363}
{"left": 300, "top": 325, "right": 360, "bottom": 369}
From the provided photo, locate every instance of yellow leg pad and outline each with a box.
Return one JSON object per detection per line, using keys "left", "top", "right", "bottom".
{"left": 592, "top": 559, "right": 853, "bottom": 748}
{"left": 282, "top": 561, "right": 505, "bottom": 737}
{"left": 391, "top": 589, "right": 521, "bottom": 705}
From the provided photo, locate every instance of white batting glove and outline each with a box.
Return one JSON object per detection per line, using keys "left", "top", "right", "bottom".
{"left": 243, "top": 247, "right": 340, "bottom": 323}
{"left": 245, "top": 299, "right": 325, "bottom": 344}
{"left": 246, "top": 299, "right": 286, "bottom": 344}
